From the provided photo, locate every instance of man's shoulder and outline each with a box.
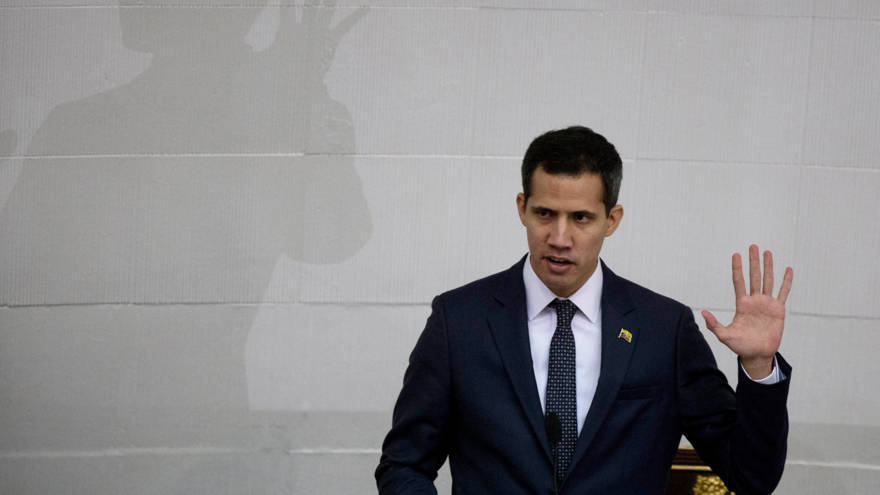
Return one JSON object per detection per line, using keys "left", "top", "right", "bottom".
{"left": 437, "top": 261, "right": 523, "bottom": 299}
{"left": 434, "top": 258, "right": 524, "bottom": 309}
{"left": 603, "top": 264, "right": 691, "bottom": 315}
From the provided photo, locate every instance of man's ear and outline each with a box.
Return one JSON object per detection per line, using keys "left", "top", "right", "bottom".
{"left": 605, "top": 204, "right": 623, "bottom": 237}
{"left": 516, "top": 193, "right": 527, "bottom": 225}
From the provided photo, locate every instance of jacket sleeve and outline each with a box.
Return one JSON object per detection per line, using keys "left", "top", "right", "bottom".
{"left": 375, "top": 296, "right": 453, "bottom": 495}
{"left": 676, "top": 307, "right": 791, "bottom": 495}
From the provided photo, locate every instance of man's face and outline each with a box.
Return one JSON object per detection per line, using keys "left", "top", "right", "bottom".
{"left": 517, "top": 167, "right": 623, "bottom": 298}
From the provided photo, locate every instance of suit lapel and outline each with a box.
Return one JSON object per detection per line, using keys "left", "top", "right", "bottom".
{"left": 487, "top": 257, "right": 552, "bottom": 461}
{"left": 567, "top": 261, "right": 638, "bottom": 478}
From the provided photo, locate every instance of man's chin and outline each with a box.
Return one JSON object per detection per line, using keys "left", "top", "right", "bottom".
{"left": 542, "top": 276, "right": 577, "bottom": 298}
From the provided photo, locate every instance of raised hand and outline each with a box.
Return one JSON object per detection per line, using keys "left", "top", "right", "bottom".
{"left": 701, "top": 245, "right": 793, "bottom": 379}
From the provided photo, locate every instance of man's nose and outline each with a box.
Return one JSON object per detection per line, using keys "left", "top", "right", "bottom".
{"left": 548, "top": 219, "right": 572, "bottom": 247}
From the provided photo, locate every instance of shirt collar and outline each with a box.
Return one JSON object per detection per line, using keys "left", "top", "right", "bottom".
{"left": 522, "top": 253, "right": 603, "bottom": 323}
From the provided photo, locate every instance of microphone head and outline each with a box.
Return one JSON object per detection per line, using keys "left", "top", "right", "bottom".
{"left": 545, "top": 412, "right": 562, "bottom": 445}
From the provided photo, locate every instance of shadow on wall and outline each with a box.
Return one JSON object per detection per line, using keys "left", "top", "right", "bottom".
{"left": 0, "top": 130, "right": 15, "bottom": 157}
{"left": 3, "top": 2, "right": 372, "bottom": 282}
{"left": 0, "top": 130, "right": 17, "bottom": 211}
{"left": 0, "top": 3, "right": 370, "bottom": 489}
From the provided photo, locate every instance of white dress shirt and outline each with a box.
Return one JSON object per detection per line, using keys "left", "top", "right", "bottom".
{"left": 523, "top": 254, "right": 603, "bottom": 435}
{"left": 522, "top": 255, "right": 780, "bottom": 436}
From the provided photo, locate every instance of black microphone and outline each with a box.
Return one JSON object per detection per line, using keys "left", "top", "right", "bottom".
{"left": 545, "top": 412, "right": 561, "bottom": 495}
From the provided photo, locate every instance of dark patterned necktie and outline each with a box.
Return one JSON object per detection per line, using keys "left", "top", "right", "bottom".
{"left": 546, "top": 298, "right": 577, "bottom": 486}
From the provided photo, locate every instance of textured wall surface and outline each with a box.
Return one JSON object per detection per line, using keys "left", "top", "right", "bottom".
{"left": 1, "top": 1, "right": 878, "bottom": 493}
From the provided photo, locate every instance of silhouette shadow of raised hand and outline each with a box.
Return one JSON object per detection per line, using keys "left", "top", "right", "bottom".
{"left": 0, "top": 2, "right": 371, "bottom": 477}
{"left": 5, "top": 0, "right": 371, "bottom": 297}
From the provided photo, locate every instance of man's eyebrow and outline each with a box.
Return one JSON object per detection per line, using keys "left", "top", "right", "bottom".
{"left": 574, "top": 210, "right": 598, "bottom": 219}
{"left": 529, "top": 205, "right": 554, "bottom": 212}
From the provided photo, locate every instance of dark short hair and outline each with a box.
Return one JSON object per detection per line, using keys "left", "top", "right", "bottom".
{"left": 521, "top": 126, "right": 622, "bottom": 215}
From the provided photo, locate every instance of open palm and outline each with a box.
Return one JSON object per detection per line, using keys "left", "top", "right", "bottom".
{"left": 702, "top": 245, "right": 793, "bottom": 378}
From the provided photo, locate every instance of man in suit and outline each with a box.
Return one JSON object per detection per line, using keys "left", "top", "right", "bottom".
{"left": 376, "top": 126, "right": 793, "bottom": 494}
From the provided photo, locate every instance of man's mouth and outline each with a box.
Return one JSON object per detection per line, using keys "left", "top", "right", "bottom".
{"left": 546, "top": 256, "right": 573, "bottom": 266}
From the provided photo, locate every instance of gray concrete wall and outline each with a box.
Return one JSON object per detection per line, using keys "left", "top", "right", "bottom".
{"left": 1, "top": 1, "right": 878, "bottom": 493}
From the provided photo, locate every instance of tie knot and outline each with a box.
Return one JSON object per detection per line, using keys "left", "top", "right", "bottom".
{"left": 550, "top": 298, "right": 577, "bottom": 328}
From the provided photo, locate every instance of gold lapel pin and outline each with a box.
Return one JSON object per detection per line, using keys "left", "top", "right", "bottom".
{"left": 618, "top": 329, "right": 632, "bottom": 343}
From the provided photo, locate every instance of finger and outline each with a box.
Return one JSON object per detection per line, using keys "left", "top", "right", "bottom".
{"left": 701, "top": 310, "right": 724, "bottom": 335}
{"left": 762, "top": 250, "right": 774, "bottom": 295}
{"left": 777, "top": 267, "right": 794, "bottom": 304}
{"left": 749, "top": 244, "right": 760, "bottom": 295}
{"left": 732, "top": 253, "right": 746, "bottom": 299}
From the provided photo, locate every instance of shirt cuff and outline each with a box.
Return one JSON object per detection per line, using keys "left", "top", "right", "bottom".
{"left": 741, "top": 355, "right": 784, "bottom": 385}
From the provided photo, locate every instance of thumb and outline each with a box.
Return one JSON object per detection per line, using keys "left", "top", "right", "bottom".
{"left": 701, "top": 310, "right": 723, "bottom": 335}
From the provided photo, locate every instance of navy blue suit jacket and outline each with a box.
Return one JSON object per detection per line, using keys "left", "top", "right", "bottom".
{"left": 376, "top": 258, "right": 790, "bottom": 494}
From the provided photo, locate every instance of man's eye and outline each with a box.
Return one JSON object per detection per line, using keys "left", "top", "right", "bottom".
{"left": 574, "top": 214, "right": 590, "bottom": 223}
